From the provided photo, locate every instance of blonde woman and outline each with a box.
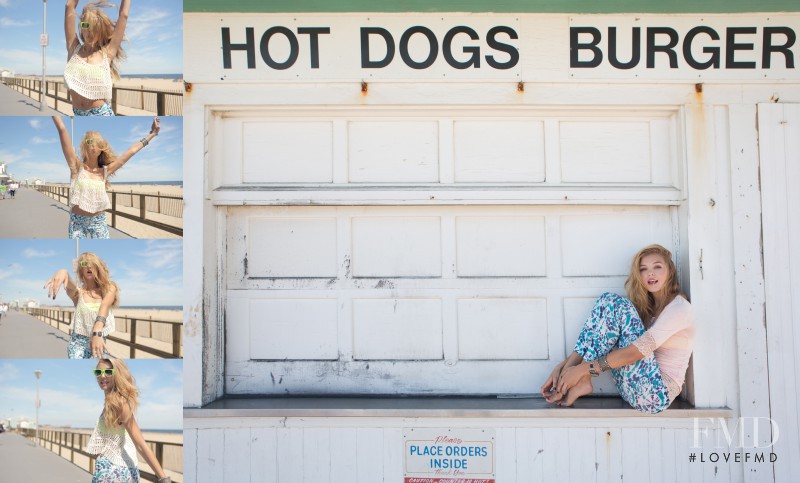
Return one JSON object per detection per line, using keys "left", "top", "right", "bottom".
{"left": 90, "top": 358, "right": 171, "bottom": 482}
{"left": 540, "top": 244, "right": 697, "bottom": 413}
{"left": 64, "top": 0, "right": 130, "bottom": 116}
{"left": 45, "top": 252, "right": 119, "bottom": 359}
{"left": 52, "top": 116, "right": 160, "bottom": 238}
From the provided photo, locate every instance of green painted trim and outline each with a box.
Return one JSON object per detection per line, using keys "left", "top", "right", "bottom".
{"left": 184, "top": 0, "right": 800, "bottom": 14}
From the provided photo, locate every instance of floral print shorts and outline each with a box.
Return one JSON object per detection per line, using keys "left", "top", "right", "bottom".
{"left": 67, "top": 333, "right": 107, "bottom": 359}
{"left": 73, "top": 102, "right": 115, "bottom": 116}
{"left": 69, "top": 212, "right": 110, "bottom": 239}
{"left": 92, "top": 455, "right": 140, "bottom": 483}
{"left": 573, "top": 292, "right": 671, "bottom": 414}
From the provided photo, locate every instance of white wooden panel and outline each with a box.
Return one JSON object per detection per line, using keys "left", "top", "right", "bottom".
{"left": 560, "top": 210, "right": 674, "bottom": 276}
{"left": 183, "top": 429, "right": 197, "bottom": 483}
{"left": 352, "top": 299, "right": 443, "bottom": 360}
{"left": 560, "top": 121, "right": 652, "bottom": 182}
{"left": 515, "top": 428, "right": 544, "bottom": 482}
{"left": 455, "top": 216, "right": 547, "bottom": 277}
{"left": 224, "top": 429, "right": 251, "bottom": 483}
{"left": 243, "top": 121, "right": 334, "bottom": 183}
{"left": 249, "top": 299, "right": 338, "bottom": 360}
{"left": 495, "top": 428, "right": 517, "bottom": 483}
{"left": 542, "top": 428, "right": 570, "bottom": 480}
{"left": 330, "top": 428, "right": 357, "bottom": 482}
{"left": 356, "top": 428, "right": 384, "bottom": 483}
{"left": 759, "top": 103, "right": 800, "bottom": 483}
{"left": 250, "top": 428, "right": 278, "bottom": 483}
{"left": 247, "top": 218, "right": 338, "bottom": 278}
{"left": 568, "top": 428, "right": 596, "bottom": 481}
{"left": 382, "top": 428, "right": 404, "bottom": 483}
{"left": 196, "top": 429, "right": 224, "bottom": 483}
{"left": 457, "top": 298, "right": 548, "bottom": 360}
{"left": 348, "top": 121, "right": 439, "bottom": 182}
{"left": 351, "top": 217, "right": 442, "bottom": 277}
{"left": 303, "top": 428, "right": 331, "bottom": 483}
{"left": 621, "top": 428, "right": 650, "bottom": 481}
{"left": 595, "top": 428, "right": 622, "bottom": 483}
{"left": 276, "top": 428, "right": 304, "bottom": 482}
{"left": 453, "top": 121, "right": 546, "bottom": 182}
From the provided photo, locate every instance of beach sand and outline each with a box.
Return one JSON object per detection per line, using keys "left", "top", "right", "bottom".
{"left": 38, "top": 427, "right": 183, "bottom": 481}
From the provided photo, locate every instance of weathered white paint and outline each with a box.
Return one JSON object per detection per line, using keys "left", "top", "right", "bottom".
{"left": 759, "top": 103, "right": 800, "bottom": 483}
{"left": 184, "top": 416, "right": 746, "bottom": 483}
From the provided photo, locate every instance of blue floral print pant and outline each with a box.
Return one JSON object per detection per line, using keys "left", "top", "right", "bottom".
{"left": 92, "top": 455, "right": 140, "bottom": 483}
{"left": 69, "top": 212, "right": 110, "bottom": 239}
{"left": 67, "top": 333, "right": 107, "bottom": 359}
{"left": 573, "top": 292, "right": 670, "bottom": 414}
{"left": 73, "top": 102, "right": 115, "bottom": 116}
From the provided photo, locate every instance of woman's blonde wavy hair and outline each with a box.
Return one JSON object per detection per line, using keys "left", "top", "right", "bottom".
{"left": 624, "top": 244, "right": 683, "bottom": 327}
{"left": 79, "top": 131, "right": 116, "bottom": 189}
{"left": 79, "top": 1, "right": 127, "bottom": 79}
{"left": 97, "top": 358, "right": 138, "bottom": 429}
{"left": 76, "top": 252, "right": 120, "bottom": 307}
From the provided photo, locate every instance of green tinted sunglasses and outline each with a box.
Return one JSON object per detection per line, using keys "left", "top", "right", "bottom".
{"left": 80, "top": 21, "right": 91, "bottom": 29}
{"left": 93, "top": 368, "right": 114, "bottom": 377}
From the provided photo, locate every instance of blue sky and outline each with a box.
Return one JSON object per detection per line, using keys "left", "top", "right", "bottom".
{"left": 0, "top": 116, "right": 182, "bottom": 183}
{"left": 0, "top": 359, "right": 182, "bottom": 430}
{"left": 0, "top": 239, "right": 182, "bottom": 307}
{"left": 0, "top": 0, "right": 183, "bottom": 76}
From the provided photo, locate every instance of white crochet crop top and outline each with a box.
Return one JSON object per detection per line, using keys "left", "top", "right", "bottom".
{"left": 86, "top": 410, "right": 138, "bottom": 468}
{"left": 70, "top": 166, "right": 111, "bottom": 213}
{"left": 64, "top": 48, "right": 113, "bottom": 102}
{"left": 70, "top": 291, "right": 115, "bottom": 338}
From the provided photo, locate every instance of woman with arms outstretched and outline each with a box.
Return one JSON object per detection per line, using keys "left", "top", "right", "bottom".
{"left": 52, "top": 115, "right": 159, "bottom": 238}
{"left": 90, "top": 358, "right": 171, "bottom": 482}
{"left": 64, "top": 0, "right": 130, "bottom": 116}
{"left": 45, "top": 252, "right": 118, "bottom": 359}
{"left": 541, "top": 244, "right": 696, "bottom": 413}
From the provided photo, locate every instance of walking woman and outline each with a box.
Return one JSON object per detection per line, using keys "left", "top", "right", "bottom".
{"left": 52, "top": 115, "right": 160, "bottom": 239}
{"left": 89, "top": 358, "right": 171, "bottom": 482}
{"left": 45, "top": 252, "right": 118, "bottom": 359}
{"left": 63, "top": 0, "right": 130, "bottom": 116}
{"left": 540, "top": 244, "right": 697, "bottom": 414}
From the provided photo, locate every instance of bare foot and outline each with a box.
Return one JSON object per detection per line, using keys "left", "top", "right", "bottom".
{"left": 558, "top": 374, "right": 593, "bottom": 407}
{"left": 544, "top": 388, "right": 564, "bottom": 403}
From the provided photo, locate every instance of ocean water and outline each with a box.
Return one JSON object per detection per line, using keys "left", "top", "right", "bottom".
{"left": 119, "top": 305, "right": 183, "bottom": 311}
{"left": 121, "top": 74, "right": 183, "bottom": 80}
{"left": 118, "top": 181, "right": 183, "bottom": 186}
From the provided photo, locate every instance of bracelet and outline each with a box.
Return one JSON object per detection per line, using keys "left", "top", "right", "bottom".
{"left": 588, "top": 361, "right": 600, "bottom": 377}
{"left": 598, "top": 354, "right": 611, "bottom": 372}
{"left": 95, "top": 315, "right": 107, "bottom": 325}
{"left": 157, "top": 477, "right": 171, "bottom": 483}
{"left": 140, "top": 137, "right": 149, "bottom": 147}
{"left": 91, "top": 331, "right": 104, "bottom": 337}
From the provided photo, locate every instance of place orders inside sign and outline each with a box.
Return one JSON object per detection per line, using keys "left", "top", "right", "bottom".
{"left": 404, "top": 428, "right": 495, "bottom": 483}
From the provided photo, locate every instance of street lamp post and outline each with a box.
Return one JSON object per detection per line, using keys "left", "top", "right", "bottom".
{"left": 34, "top": 370, "right": 42, "bottom": 446}
{"left": 40, "top": 0, "right": 48, "bottom": 111}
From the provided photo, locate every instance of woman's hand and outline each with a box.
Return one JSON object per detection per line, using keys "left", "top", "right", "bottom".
{"left": 150, "top": 117, "right": 160, "bottom": 136}
{"left": 90, "top": 335, "right": 107, "bottom": 359}
{"left": 540, "top": 362, "right": 565, "bottom": 398}
{"left": 556, "top": 363, "right": 589, "bottom": 395}
{"left": 44, "top": 269, "right": 70, "bottom": 299}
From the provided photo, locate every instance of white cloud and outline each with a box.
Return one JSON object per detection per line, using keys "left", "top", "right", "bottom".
{"left": 0, "top": 362, "right": 19, "bottom": 384}
{"left": 0, "top": 17, "right": 33, "bottom": 27}
{"left": 0, "top": 262, "right": 23, "bottom": 281}
{"left": 29, "top": 119, "right": 41, "bottom": 129}
{"left": 0, "top": 1, "right": 10, "bottom": 8}
{"left": 139, "top": 240, "right": 182, "bottom": 270}
{"left": 22, "top": 248, "right": 56, "bottom": 258}
{"left": 31, "top": 136, "right": 56, "bottom": 145}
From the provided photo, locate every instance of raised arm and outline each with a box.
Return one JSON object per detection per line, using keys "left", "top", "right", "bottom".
{"left": 64, "top": 0, "right": 80, "bottom": 57}
{"left": 89, "top": 284, "right": 116, "bottom": 358}
{"left": 123, "top": 409, "right": 169, "bottom": 482}
{"left": 44, "top": 269, "right": 79, "bottom": 305}
{"left": 106, "top": 117, "right": 159, "bottom": 176}
{"left": 52, "top": 116, "right": 80, "bottom": 178}
{"left": 106, "top": 0, "right": 131, "bottom": 61}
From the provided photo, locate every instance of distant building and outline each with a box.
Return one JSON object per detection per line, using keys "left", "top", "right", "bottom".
{"left": 0, "top": 68, "right": 13, "bottom": 78}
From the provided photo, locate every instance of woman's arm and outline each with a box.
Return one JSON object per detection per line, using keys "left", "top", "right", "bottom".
{"left": 64, "top": 0, "right": 80, "bottom": 57}
{"left": 556, "top": 345, "right": 645, "bottom": 395}
{"left": 540, "top": 351, "right": 583, "bottom": 397}
{"left": 107, "top": 0, "right": 131, "bottom": 60}
{"left": 44, "top": 269, "right": 79, "bottom": 305}
{"left": 89, "top": 285, "right": 116, "bottom": 358}
{"left": 52, "top": 116, "right": 80, "bottom": 177}
{"left": 122, "top": 410, "right": 168, "bottom": 481}
{"left": 105, "top": 117, "right": 160, "bottom": 176}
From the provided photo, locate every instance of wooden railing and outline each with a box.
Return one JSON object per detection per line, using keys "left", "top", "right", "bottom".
{"left": 21, "top": 427, "right": 183, "bottom": 483}
{"left": 25, "top": 307, "right": 182, "bottom": 359}
{"left": 2, "top": 77, "right": 183, "bottom": 116}
{"left": 33, "top": 184, "right": 183, "bottom": 237}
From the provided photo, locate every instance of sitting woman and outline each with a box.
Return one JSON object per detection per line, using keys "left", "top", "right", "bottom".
{"left": 63, "top": 0, "right": 130, "bottom": 116}
{"left": 52, "top": 115, "right": 159, "bottom": 239}
{"left": 44, "top": 252, "right": 118, "bottom": 359}
{"left": 89, "top": 358, "right": 171, "bottom": 482}
{"left": 540, "top": 244, "right": 696, "bottom": 414}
